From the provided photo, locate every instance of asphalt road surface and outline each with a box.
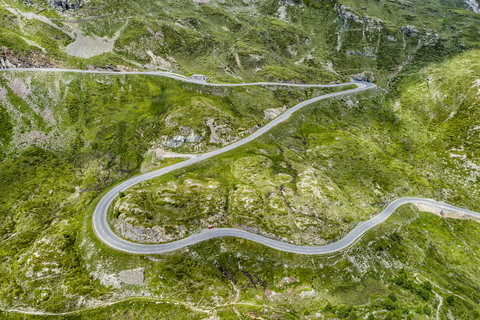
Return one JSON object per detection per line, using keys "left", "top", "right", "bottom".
{"left": 4, "top": 68, "right": 479, "bottom": 255}
{"left": 94, "top": 197, "right": 480, "bottom": 254}
{"left": 1, "top": 68, "right": 358, "bottom": 88}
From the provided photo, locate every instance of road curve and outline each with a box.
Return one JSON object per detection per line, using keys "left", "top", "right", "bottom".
{"left": 4, "top": 68, "right": 479, "bottom": 255}
{"left": 95, "top": 197, "right": 480, "bottom": 254}
{"left": 87, "top": 76, "right": 378, "bottom": 254}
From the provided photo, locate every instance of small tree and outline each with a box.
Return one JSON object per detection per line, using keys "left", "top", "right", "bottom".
{"left": 445, "top": 295, "right": 455, "bottom": 306}
{"left": 324, "top": 302, "right": 332, "bottom": 311}
{"left": 388, "top": 291, "right": 398, "bottom": 302}
{"left": 423, "top": 305, "right": 432, "bottom": 316}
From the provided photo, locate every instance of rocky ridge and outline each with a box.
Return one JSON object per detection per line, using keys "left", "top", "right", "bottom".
{"left": 46, "top": 0, "right": 82, "bottom": 11}
{"left": 114, "top": 218, "right": 188, "bottom": 243}
{"left": 165, "top": 131, "right": 204, "bottom": 149}
{"left": 264, "top": 105, "right": 288, "bottom": 121}
{"left": 336, "top": 4, "right": 361, "bottom": 24}
{"left": 465, "top": 0, "right": 479, "bottom": 13}
{"left": 401, "top": 26, "right": 419, "bottom": 37}
{"left": 349, "top": 71, "right": 376, "bottom": 83}
{"left": 0, "top": 46, "right": 63, "bottom": 69}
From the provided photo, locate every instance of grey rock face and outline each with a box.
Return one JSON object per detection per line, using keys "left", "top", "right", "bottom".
{"left": 0, "top": 46, "right": 61, "bottom": 69}
{"left": 185, "top": 131, "right": 203, "bottom": 143}
{"left": 0, "top": 58, "right": 14, "bottom": 69}
{"left": 364, "top": 16, "right": 383, "bottom": 31}
{"left": 5, "top": 59, "right": 15, "bottom": 69}
{"left": 165, "top": 130, "right": 203, "bottom": 148}
{"left": 465, "top": 0, "right": 479, "bottom": 13}
{"left": 401, "top": 25, "right": 418, "bottom": 37}
{"left": 114, "top": 218, "right": 187, "bottom": 243}
{"left": 350, "top": 71, "right": 375, "bottom": 83}
{"left": 119, "top": 268, "right": 144, "bottom": 285}
{"left": 166, "top": 135, "right": 186, "bottom": 148}
{"left": 206, "top": 118, "right": 236, "bottom": 145}
{"left": 336, "top": 5, "right": 361, "bottom": 23}
{"left": 47, "top": 0, "right": 82, "bottom": 11}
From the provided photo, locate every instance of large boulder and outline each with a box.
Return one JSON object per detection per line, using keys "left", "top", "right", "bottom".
{"left": 185, "top": 131, "right": 204, "bottom": 143}
{"left": 401, "top": 25, "right": 418, "bottom": 37}
{"left": 166, "top": 135, "right": 186, "bottom": 148}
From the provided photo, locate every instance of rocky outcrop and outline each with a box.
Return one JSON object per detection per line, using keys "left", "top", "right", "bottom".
{"left": 145, "top": 50, "right": 175, "bottom": 71}
{"left": 264, "top": 105, "right": 287, "bottom": 121}
{"left": 238, "top": 124, "right": 262, "bottom": 138}
{"left": 20, "top": 0, "right": 34, "bottom": 5}
{"left": 114, "top": 218, "right": 187, "bottom": 243}
{"left": 364, "top": 16, "right": 383, "bottom": 31}
{"left": 0, "top": 46, "right": 62, "bottom": 69}
{"left": 119, "top": 268, "right": 144, "bottom": 285}
{"left": 166, "top": 135, "right": 187, "bottom": 148}
{"left": 335, "top": 5, "right": 384, "bottom": 30}
{"left": 346, "top": 47, "right": 375, "bottom": 58}
{"left": 206, "top": 118, "right": 237, "bottom": 145}
{"left": 349, "top": 71, "right": 375, "bottom": 83}
{"left": 465, "top": 0, "right": 479, "bottom": 13}
{"left": 336, "top": 5, "right": 361, "bottom": 23}
{"left": 185, "top": 131, "right": 204, "bottom": 143}
{"left": 164, "top": 128, "right": 204, "bottom": 149}
{"left": 47, "top": 0, "right": 82, "bottom": 11}
{"left": 401, "top": 25, "right": 418, "bottom": 37}
{"left": 279, "top": 0, "right": 301, "bottom": 6}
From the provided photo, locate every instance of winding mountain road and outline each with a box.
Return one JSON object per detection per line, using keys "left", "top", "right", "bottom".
{"left": 96, "top": 197, "right": 480, "bottom": 254}
{"left": 3, "top": 68, "right": 480, "bottom": 255}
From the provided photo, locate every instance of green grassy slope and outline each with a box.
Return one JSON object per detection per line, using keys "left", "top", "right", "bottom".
{"left": 1, "top": 50, "right": 480, "bottom": 318}
{"left": 1, "top": 0, "right": 479, "bottom": 83}
{"left": 0, "top": 71, "right": 346, "bottom": 313}
{"left": 1, "top": 0, "right": 480, "bottom": 318}
{"left": 0, "top": 71, "right": 332, "bottom": 159}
